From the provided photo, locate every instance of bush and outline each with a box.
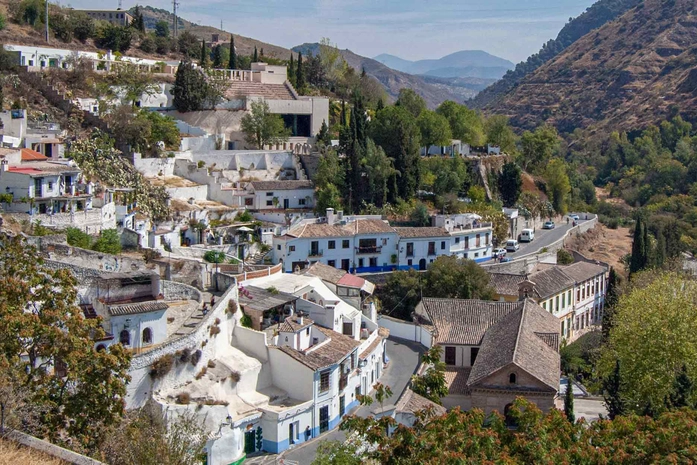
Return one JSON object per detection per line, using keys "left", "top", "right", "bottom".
{"left": 240, "top": 312, "right": 252, "bottom": 328}
{"left": 557, "top": 248, "right": 575, "bottom": 265}
{"left": 203, "top": 250, "right": 226, "bottom": 264}
{"left": 237, "top": 210, "right": 253, "bottom": 222}
{"left": 142, "top": 248, "right": 162, "bottom": 263}
{"left": 66, "top": 227, "right": 92, "bottom": 249}
{"left": 139, "top": 35, "right": 156, "bottom": 53}
{"left": 226, "top": 300, "right": 238, "bottom": 315}
{"left": 176, "top": 392, "right": 191, "bottom": 404}
{"left": 230, "top": 370, "right": 241, "bottom": 384}
{"left": 155, "top": 36, "right": 171, "bottom": 55}
{"left": 50, "top": 12, "right": 74, "bottom": 43}
{"left": 191, "top": 349, "right": 202, "bottom": 366}
{"left": 70, "top": 11, "right": 94, "bottom": 43}
{"left": 209, "top": 325, "right": 221, "bottom": 336}
{"left": 0, "top": 12, "right": 7, "bottom": 31}
{"left": 92, "top": 229, "right": 122, "bottom": 254}
{"left": 195, "top": 367, "right": 207, "bottom": 380}
{"left": 95, "top": 23, "right": 133, "bottom": 53}
{"left": 150, "top": 354, "right": 175, "bottom": 379}
{"left": 207, "top": 360, "right": 216, "bottom": 368}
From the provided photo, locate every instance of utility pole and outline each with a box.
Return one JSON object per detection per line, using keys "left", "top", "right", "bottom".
{"left": 172, "top": 0, "right": 179, "bottom": 41}
{"left": 45, "top": 0, "right": 49, "bottom": 44}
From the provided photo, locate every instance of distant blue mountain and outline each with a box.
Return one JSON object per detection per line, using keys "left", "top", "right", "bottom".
{"left": 373, "top": 50, "right": 514, "bottom": 80}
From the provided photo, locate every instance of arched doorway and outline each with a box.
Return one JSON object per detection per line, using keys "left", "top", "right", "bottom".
{"left": 418, "top": 259, "right": 427, "bottom": 271}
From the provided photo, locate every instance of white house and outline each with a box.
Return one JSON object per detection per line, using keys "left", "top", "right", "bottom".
{"left": 562, "top": 261, "right": 608, "bottom": 337}
{"left": 394, "top": 227, "right": 452, "bottom": 270}
{"left": 246, "top": 180, "right": 315, "bottom": 210}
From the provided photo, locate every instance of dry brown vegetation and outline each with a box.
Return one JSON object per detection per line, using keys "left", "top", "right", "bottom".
{"left": 566, "top": 224, "right": 632, "bottom": 275}
{"left": 0, "top": 439, "right": 67, "bottom": 465}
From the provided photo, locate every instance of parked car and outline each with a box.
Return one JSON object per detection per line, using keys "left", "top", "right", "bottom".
{"left": 569, "top": 214, "right": 580, "bottom": 221}
{"left": 493, "top": 248, "right": 507, "bottom": 258}
{"left": 499, "top": 257, "right": 511, "bottom": 263}
{"left": 506, "top": 239, "right": 519, "bottom": 252}
{"left": 520, "top": 229, "right": 535, "bottom": 242}
{"left": 543, "top": 221, "right": 555, "bottom": 229}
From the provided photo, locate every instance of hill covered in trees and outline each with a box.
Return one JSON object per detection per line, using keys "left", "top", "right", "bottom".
{"left": 481, "top": 0, "right": 697, "bottom": 134}
{"left": 471, "top": 0, "right": 642, "bottom": 109}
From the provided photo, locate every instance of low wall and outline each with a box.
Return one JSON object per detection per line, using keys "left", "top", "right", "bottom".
{"left": 231, "top": 325, "right": 269, "bottom": 362}
{"left": 43, "top": 243, "right": 157, "bottom": 274}
{"left": 8, "top": 208, "right": 112, "bottom": 233}
{"left": 6, "top": 430, "right": 104, "bottom": 465}
{"left": 377, "top": 315, "right": 432, "bottom": 348}
{"left": 162, "top": 280, "right": 202, "bottom": 302}
{"left": 133, "top": 154, "right": 176, "bottom": 177}
{"left": 166, "top": 184, "right": 208, "bottom": 201}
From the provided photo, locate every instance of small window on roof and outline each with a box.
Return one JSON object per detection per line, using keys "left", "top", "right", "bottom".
{"left": 509, "top": 373, "right": 517, "bottom": 384}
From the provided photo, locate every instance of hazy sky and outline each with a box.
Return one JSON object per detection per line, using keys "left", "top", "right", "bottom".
{"left": 59, "top": 0, "right": 596, "bottom": 62}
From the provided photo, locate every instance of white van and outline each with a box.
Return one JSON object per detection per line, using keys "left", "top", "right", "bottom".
{"left": 520, "top": 229, "right": 535, "bottom": 242}
{"left": 506, "top": 239, "right": 519, "bottom": 252}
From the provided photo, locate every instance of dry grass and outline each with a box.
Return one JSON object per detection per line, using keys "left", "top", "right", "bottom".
{"left": 0, "top": 439, "right": 67, "bottom": 465}
{"left": 566, "top": 224, "right": 632, "bottom": 276}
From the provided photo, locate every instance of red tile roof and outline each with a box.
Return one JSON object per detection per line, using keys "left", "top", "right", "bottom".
{"left": 337, "top": 273, "right": 365, "bottom": 289}
{"left": 21, "top": 148, "right": 48, "bottom": 161}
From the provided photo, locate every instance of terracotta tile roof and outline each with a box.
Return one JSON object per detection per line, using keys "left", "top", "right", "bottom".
{"left": 396, "top": 388, "right": 447, "bottom": 416}
{"left": 445, "top": 367, "right": 472, "bottom": 395}
{"left": 108, "top": 301, "right": 168, "bottom": 316}
{"left": 288, "top": 219, "right": 396, "bottom": 239}
{"left": 467, "top": 299, "right": 560, "bottom": 392}
{"left": 20, "top": 148, "right": 48, "bottom": 161}
{"left": 560, "top": 261, "right": 607, "bottom": 282}
{"left": 359, "top": 328, "right": 389, "bottom": 359}
{"left": 224, "top": 81, "right": 296, "bottom": 100}
{"left": 489, "top": 272, "right": 526, "bottom": 297}
{"left": 526, "top": 267, "right": 575, "bottom": 299}
{"left": 418, "top": 298, "right": 523, "bottom": 345}
{"left": 278, "top": 316, "right": 313, "bottom": 333}
{"left": 394, "top": 227, "right": 450, "bottom": 238}
{"left": 277, "top": 326, "right": 361, "bottom": 371}
{"left": 337, "top": 273, "right": 366, "bottom": 289}
{"left": 303, "top": 262, "right": 347, "bottom": 285}
{"left": 249, "top": 180, "right": 314, "bottom": 191}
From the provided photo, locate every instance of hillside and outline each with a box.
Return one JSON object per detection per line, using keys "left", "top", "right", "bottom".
{"left": 374, "top": 50, "right": 514, "bottom": 80}
{"left": 136, "top": 6, "right": 295, "bottom": 60}
{"left": 485, "top": 0, "right": 697, "bottom": 133}
{"left": 294, "top": 43, "right": 481, "bottom": 107}
{"left": 471, "top": 0, "right": 642, "bottom": 108}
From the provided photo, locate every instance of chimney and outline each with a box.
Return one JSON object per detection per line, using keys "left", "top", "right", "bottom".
{"left": 337, "top": 210, "right": 343, "bottom": 221}
{"left": 1, "top": 159, "right": 7, "bottom": 172}
{"left": 326, "top": 208, "right": 335, "bottom": 224}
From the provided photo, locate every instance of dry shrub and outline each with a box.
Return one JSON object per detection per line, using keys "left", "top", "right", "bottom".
{"left": 191, "top": 349, "right": 202, "bottom": 365}
{"left": 209, "top": 325, "right": 221, "bottom": 336}
{"left": 230, "top": 370, "right": 241, "bottom": 383}
{"left": 150, "top": 354, "right": 175, "bottom": 379}
{"left": 176, "top": 392, "right": 191, "bottom": 404}
{"left": 227, "top": 300, "right": 238, "bottom": 314}
{"left": 195, "top": 367, "right": 207, "bottom": 380}
{"left": 207, "top": 360, "right": 216, "bottom": 368}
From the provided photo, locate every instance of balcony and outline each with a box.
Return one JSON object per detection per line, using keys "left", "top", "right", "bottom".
{"left": 356, "top": 246, "right": 382, "bottom": 255}
{"left": 309, "top": 249, "right": 323, "bottom": 258}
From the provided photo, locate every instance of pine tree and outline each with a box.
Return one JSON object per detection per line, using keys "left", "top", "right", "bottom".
{"left": 288, "top": 54, "right": 296, "bottom": 87}
{"left": 131, "top": 6, "right": 145, "bottom": 34}
{"left": 212, "top": 45, "right": 223, "bottom": 69}
{"left": 296, "top": 51, "right": 304, "bottom": 91}
{"left": 630, "top": 215, "right": 649, "bottom": 275}
{"left": 602, "top": 267, "right": 621, "bottom": 341}
{"left": 172, "top": 59, "right": 208, "bottom": 112}
{"left": 260, "top": 48, "right": 264, "bottom": 58}
{"left": 668, "top": 365, "right": 694, "bottom": 409}
{"left": 199, "top": 40, "right": 209, "bottom": 68}
{"left": 228, "top": 35, "right": 237, "bottom": 69}
{"left": 376, "top": 98, "right": 384, "bottom": 111}
{"left": 317, "top": 120, "right": 330, "bottom": 145}
{"left": 564, "top": 377, "right": 575, "bottom": 423}
{"left": 603, "top": 360, "right": 625, "bottom": 419}
{"left": 253, "top": 46, "right": 258, "bottom": 63}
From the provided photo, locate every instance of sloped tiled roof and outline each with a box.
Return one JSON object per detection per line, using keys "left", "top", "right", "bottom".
{"left": 239, "top": 285, "right": 298, "bottom": 313}
{"left": 418, "top": 298, "right": 523, "bottom": 345}
{"left": 467, "top": 299, "right": 560, "bottom": 392}
{"left": 249, "top": 180, "right": 314, "bottom": 191}
{"left": 277, "top": 326, "right": 360, "bottom": 371}
{"left": 224, "top": 81, "right": 296, "bottom": 100}
{"left": 108, "top": 301, "right": 168, "bottom": 316}
{"left": 489, "top": 272, "right": 526, "bottom": 296}
{"left": 288, "top": 219, "right": 396, "bottom": 238}
{"left": 445, "top": 367, "right": 472, "bottom": 395}
{"left": 394, "top": 227, "right": 450, "bottom": 238}
{"left": 560, "top": 261, "right": 607, "bottom": 282}
{"left": 527, "top": 267, "right": 575, "bottom": 299}
{"left": 21, "top": 148, "right": 48, "bottom": 161}
{"left": 396, "top": 388, "right": 447, "bottom": 416}
{"left": 303, "top": 262, "right": 347, "bottom": 285}
{"left": 278, "top": 316, "right": 313, "bottom": 333}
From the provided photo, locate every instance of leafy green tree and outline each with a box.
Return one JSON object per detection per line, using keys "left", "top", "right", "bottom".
{"left": 178, "top": 31, "right": 200, "bottom": 58}
{"left": 544, "top": 158, "right": 571, "bottom": 214}
{"left": 411, "top": 346, "right": 448, "bottom": 404}
{"left": 71, "top": 11, "right": 94, "bottom": 43}
{"left": 557, "top": 248, "right": 574, "bottom": 265}
{"left": 139, "top": 35, "right": 156, "bottom": 53}
{"left": 228, "top": 35, "right": 237, "bottom": 69}
{"left": 172, "top": 59, "right": 209, "bottom": 112}
{"left": 370, "top": 105, "right": 421, "bottom": 202}
{"left": 317, "top": 119, "right": 331, "bottom": 146}
{"left": 485, "top": 115, "right": 517, "bottom": 153}
{"left": 520, "top": 125, "right": 560, "bottom": 173}
{"left": 603, "top": 359, "right": 625, "bottom": 419}
{"left": 564, "top": 377, "right": 575, "bottom": 423}
{"left": 315, "top": 183, "right": 342, "bottom": 214}
{"left": 296, "top": 51, "right": 305, "bottom": 90}
{"left": 436, "top": 101, "right": 485, "bottom": 146}
{"left": 410, "top": 201, "right": 430, "bottom": 226}
{"left": 212, "top": 45, "right": 224, "bottom": 69}
{"left": 498, "top": 162, "right": 522, "bottom": 207}
{"left": 417, "top": 110, "right": 452, "bottom": 150}
{"left": 396, "top": 88, "right": 427, "bottom": 118}
{"left": 0, "top": 237, "right": 131, "bottom": 451}
{"left": 599, "top": 272, "right": 697, "bottom": 415}
{"left": 154, "top": 20, "right": 169, "bottom": 38}
{"left": 240, "top": 100, "right": 291, "bottom": 149}
{"left": 364, "top": 139, "right": 398, "bottom": 208}
{"left": 629, "top": 215, "right": 650, "bottom": 274}
{"left": 376, "top": 269, "right": 423, "bottom": 320}
{"left": 424, "top": 256, "right": 495, "bottom": 300}
{"left": 96, "top": 23, "right": 134, "bottom": 53}
{"left": 602, "top": 267, "right": 621, "bottom": 341}
{"left": 340, "top": 92, "right": 370, "bottom": 212}
{"left": 66, "top": 227, "right": 92, "bottom": 249}
{"left": 203, "top": 250, "right": 226, "bottom": 264}
{"left": 142, "top": 111, "right": 181, "bottom": 150}
{"left": 130, "top": 6, "right": 145, "bottom": 34}
{"left": 92, "top": 229, "right": 122, "bottom": 254}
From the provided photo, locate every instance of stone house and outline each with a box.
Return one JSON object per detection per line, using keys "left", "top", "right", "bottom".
{"left": 414, "top": 297, "right": 560, "bottom": 415}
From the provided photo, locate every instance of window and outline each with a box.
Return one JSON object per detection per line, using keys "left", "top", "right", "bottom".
{"left": 407, "top": 259, "right": 412, "bottom": 266}
{"left": 119, "top": 329, "right": 130, "bottom": 346}
{"left": 577, "top": 289, "right": 581, "bottom": 301}
{"left": 47, "top": 181, "right": 54, "bottom": 190}
{"left": 441, "top": 241, "right": 446, "bottom": 250}
{"left": 245, "top": 198, "right": 253, "bottom": 206}
{"left": 299, "top": 198, "right": 306, "bottom": 206}
{"left": 562, "top": 293, "right": 566, "bottom": 308}
{"left": 406, "top": 242, "right": 414, "bottom": 257}
{"left": 343, "top": 322, "right": 353, "bottom": 336}
{"left": 509, "top": 373, "right": 517, "bottom": 384}
{"left": 319, "top": 370, "right": 331, "bottom": 392}
{"left": 277, "top": 245, "right": 281, "bottom": 250}
{"left": 142, "top": 328, "right": 153, "bottom": 345}
{"left": 289, "top": 246, "right": 296, "bottom": 252}
{"left": 358, "top": 258, "right": 364, "bottom": 268}
{"left": 474, "top": 252, "right": 479, "bottom": 258}
{"left": 266, "top": 192, "right": 274, "bottom": 196}
{"left": 455, "top": 237, "right": 460, "bottom": 244}
{"left": 428, "top": 242, "right": 436, "bottom": 255}
{"left": 464, "top": 237, "right": 469, "bottom": 249}
{"left": 342, "top": 240, "right": 350, "bottom": 249}
{"left": 445, "top": 346, "right": 456, "bottom": 365}
{"left": 306, "top": 327, "right": 310, "bottom": 335}
{"left": 476, "top": 234, "right": 481, "bottom": 247}
{"left": 485, "top": 233, "right": 490, "bottom": 245}
{"left": 328, "top": 260, "right": 336, "bottom": 267}
{"left": 555, "top": 295, "right": 560, "bottom": 312}
{"left": 470, "top": 347, "right": 479, "bottom": 365}
{"left": 543, "top": 301, "right": 547, "bottom": 311}
{"left": 328, "top": 240, "right": 336, "bottom": 249}
{"left": 369, "top": 257, "right": 377, "bottom": 267}
{"left": 266, "top": 200, "right": 273, "bottom": 206}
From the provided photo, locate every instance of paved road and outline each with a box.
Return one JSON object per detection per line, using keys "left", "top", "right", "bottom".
{"left": 575, "top": 398, "right": 608, "bottom": 423}
{"left": 280, "top": 337, "right": 424, "bottom": 464}
{"left": 505, "top": 217, "right": 591, "bottom": 259}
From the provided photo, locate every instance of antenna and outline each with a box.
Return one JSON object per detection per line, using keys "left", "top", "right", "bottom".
{"left": 118, "top": 0, "right": 122, "bottom": 9}
{"left": 172, "top": 0, "right": 179, "bottom": 40}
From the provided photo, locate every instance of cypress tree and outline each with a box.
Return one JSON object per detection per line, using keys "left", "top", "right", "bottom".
{"left": 564, "top": 377, "right": 575, "bottom": 423}
{"left": 288, "top": 54, "right": 296, "bottom": 87}
{"left": 260, "top": 48, "right": 264, "bottom": 58}
{"left": 340, "top": 99, "right": 346, "bottom": 127}
{"left": 603, "top": 360, "right": 625, "bottom": 419}
{"left": 253, "top": 46, "right": 258, "bottom": 63}
{"left": 668, "top": 365, "right": 694, "bottom": 409}
{"left": 296, "top": 51, "right": 304, "bottom": 91}
{"left": 199, "top": 40, "right": 208, "bottom": 68}
{"left": 212, "top": 45, "right": 223, "bottom": 69}
{"left": 654, "top": 227, "right": 666, "bottom": 268}
{"left": 228, "top": 35, "right": 237, "bottom": 69}
{"left": 664, "top": 220, "right": 681, "bottom": 260}
{"left": 630, "top": 215, "right": 649, "bottom": 275}
{"left": 376, "top": 98, "right": 384, "bottom": 111}
{"left": 602, "top": 267, "right": 621, "bottom": 342}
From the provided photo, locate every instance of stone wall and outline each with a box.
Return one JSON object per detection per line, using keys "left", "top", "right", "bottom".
{"left": 44, "top": 243, "right": 158, "bottom": 274}
{"left": 162, "top": 280, "right": 202, "bottom": 302}
{"left": 133, "top": 153, "right": 176, "bottom": 177}
{"left": 6, "top": 430, "right": 104, "bottom": 465}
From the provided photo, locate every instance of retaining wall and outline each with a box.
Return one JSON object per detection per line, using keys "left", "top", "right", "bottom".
{"left": 6, "top": 430, "right": 104, "bottom": 465}
{"left": 377, "top": 315, "right": 432, "bottom": 348}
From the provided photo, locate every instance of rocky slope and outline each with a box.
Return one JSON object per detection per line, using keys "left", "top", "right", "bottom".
{"left": 484, "top": 0, "right": 697, "bottom": 133}
{"left": 471, "top": 0, "right": 643, "bottom": 109}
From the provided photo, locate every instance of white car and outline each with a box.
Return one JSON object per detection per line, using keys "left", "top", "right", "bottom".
{"left": 505, "top": 240, "right": 520, "bottom": 252}
{"left": 493, "top": 248, "right": 507, "bottom": 258}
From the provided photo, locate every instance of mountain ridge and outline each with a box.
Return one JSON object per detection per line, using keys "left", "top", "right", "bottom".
{"left": 374, "top": 50, "right": 514, "bottom": 80}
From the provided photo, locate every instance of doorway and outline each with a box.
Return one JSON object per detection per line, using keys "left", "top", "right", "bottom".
{"left": 339, "top": 395, "right": 345, "bottom": 417}
{"left": 283, "top": 198, "right": 289, "bottom": 209}
{"left": 319, "top": 406, "right": 329, "bottom": 433}
{"left": 289, "top": 422, "right": 295, "bottom": 445}
{"left": 419, "top": 258, "right": 427, "bottom": 271}
{"left": 244, "top": 430, "right": 256, "bottom": 454}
